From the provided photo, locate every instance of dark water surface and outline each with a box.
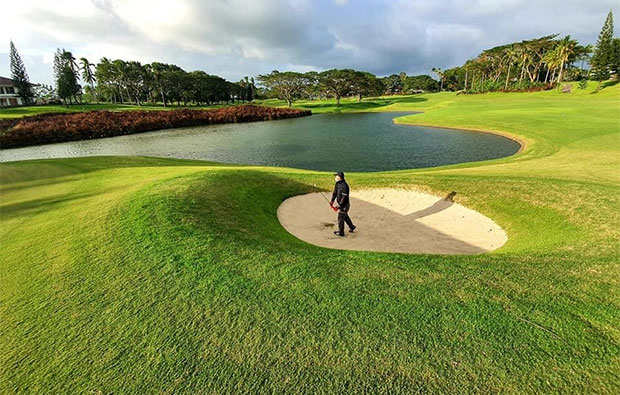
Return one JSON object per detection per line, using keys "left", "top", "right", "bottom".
{"left": 0, "top": 112, "right": 520, "bottom": 171}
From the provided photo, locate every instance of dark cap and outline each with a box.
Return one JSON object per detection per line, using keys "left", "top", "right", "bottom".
{"left": 333, "top": 171, "right": 345, "bottom": 178}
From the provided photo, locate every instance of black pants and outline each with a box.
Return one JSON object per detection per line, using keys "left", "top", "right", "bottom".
{"left": 337, "top": 205, "right": 355, "bottom": 235}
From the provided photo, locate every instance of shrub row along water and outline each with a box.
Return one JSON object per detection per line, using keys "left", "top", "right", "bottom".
{"left": 0, "top": 105, "right": 312, "bottom": 149}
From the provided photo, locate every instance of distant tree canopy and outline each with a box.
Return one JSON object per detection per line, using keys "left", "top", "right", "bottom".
{"left": 44, "top": 50, "right": 256, "bottom": 107}
{"left": 257, "top": 69, "right": 436, "bottom": 106}
{"left": 437, "top": 12, "right": 618, "bottom": 94}
{"left": 257, "top": 71, "right": 310, "bottom": 107}
{"left": 437, "top": 34, "right": 593, "bottom": 93}
{"left": 92, "top": 59, "right": 254, "bottom": 106}
{"left": 403, "top": 74, "right": 439, "bottom": 93}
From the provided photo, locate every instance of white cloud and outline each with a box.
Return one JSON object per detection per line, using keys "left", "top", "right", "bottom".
{"left": 1, "top": 0, "right": 618, "bottom": 85}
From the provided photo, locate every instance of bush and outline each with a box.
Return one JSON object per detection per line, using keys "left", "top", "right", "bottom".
{"left": 465, "top": 80, "right": 552, "bottom": 94}
{"left": 578, "top": 78, "right": 588, "bottom": 90}
{"left": 0, "top": 105, "right": 311, "bottom": 149}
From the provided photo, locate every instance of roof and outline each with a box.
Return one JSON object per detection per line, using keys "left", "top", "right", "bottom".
{"left": 0, "top": 76, "right": 15, "bottom": 86}
{"left": 0, "top": 76, "right": 37, "bottom": 87}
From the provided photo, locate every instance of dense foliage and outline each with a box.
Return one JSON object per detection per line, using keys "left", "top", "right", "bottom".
{"left": 91, "top": 59, "right": 256, "bottom": 107}
{"left": 0, "top": 105, "right": 310, "bottom": 148}
{"left": 439, "top": 35, "right": 589, "bottom": 93}
{"left": 9, "top": 41, "right": 33, "bottom": 104}
{"left": 257, "top": 69, "right": 435, "bottom": 106}
{"left": 439, "top": 12, "right": 619, "bottom": 93}
{"left": 591, "top": 11, "right": 619, "bottom": 87}
{"left": 53, "top": 49, "right": 82, "bottom": 105}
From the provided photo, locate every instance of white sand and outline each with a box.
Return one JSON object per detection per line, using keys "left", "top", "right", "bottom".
{"left": 277, "top": 188, "right": 507, "bottom": 254}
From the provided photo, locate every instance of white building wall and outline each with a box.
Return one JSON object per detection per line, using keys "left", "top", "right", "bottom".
{"left": 0, "top": 85, "right": 25, "bottom": 107}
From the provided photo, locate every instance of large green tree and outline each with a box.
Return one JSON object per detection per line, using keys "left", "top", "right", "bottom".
{"left": 257, "top": 71, "right": 308, "bottom": 107}
{"left": 403, "top": 74, "right": 438, "bottom": 93}
{"left": 53, "top": 49, "right": 80, "bottom": 106}
{"left": 382, "top": 74, "right": 403, "bottom": 94}
{"left": 555, "top": 35, "right": 579, "bottom": 85}
{"left": 318, "top": 69, "right": 356, "bottom": 105}
{"left": 591, "top": 10, "right": 615, "bottom": 88}
{"left": 57, "top": 66, "right": 80, "bottom": 107}
{"left": 350, "top": 71, "right": 383, "bottom": 102}
{"left": 80, "top": 57, "right": 97, "bottom": 102}
{"left": 432, "top": 67, "right": 444, "bottom": 91}
{"left": 94, "top": 57, "right": 117, "bottom": 102}
{"left": 9, "top": 41, "right": 33, "bottom": 104}
{"left": 611, "top": 38, "right": 620, "bottom": 77}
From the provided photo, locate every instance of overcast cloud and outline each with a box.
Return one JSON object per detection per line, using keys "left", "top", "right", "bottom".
{"left": 1, "top": 0, "right": 618, "bottom": 85}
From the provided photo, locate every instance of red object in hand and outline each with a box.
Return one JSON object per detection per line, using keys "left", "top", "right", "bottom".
{"left": 330, "top": 203, "right": 338, "bottom": 212}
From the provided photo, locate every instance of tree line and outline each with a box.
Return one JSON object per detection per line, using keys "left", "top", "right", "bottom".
{"left": 257, "top": 70, "right": 439, "bottom": 106}
{"left": 50, "top": 50, "right": 257, "bottom": 107}
{"left": 435, "top": 11, "right": 619, "bottom": 93}
{"left": 48, "top": 53, "right": 440, "bottom": 108}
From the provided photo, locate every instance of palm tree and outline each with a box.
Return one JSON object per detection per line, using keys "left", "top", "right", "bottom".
{"left": 543, "top": 47, "right": 562, "bottom": 84}
{"left": 432, "top": 67, "right": 444, "bottom": 91}
{"left": 80, "top": 57, "right": 97, "bottom": 103}
{"left": 576, "top": 44, "right": 593, "bottom": 72}
{"left": 112, "top": 59, "right": 128, "bottom": 103}
{"left": 555, "top": 35, "right": 578, "bottom": 86}
{"left": 61, "top": 50, "right": 80, "bottom": 74}
{"left": 518, "top": 44, "right": 532, "bottom": 85}
{"left": 95, "top": 57, "right": 116, "bottom": 102}
{"left": 60, "top": 50, "right": 81, "bottom": 103}
{"left": 150, "top": 62, "right": 168, "bottom": 107}
{"left": 503, "top": 46, "right": 518, "bottom": 90}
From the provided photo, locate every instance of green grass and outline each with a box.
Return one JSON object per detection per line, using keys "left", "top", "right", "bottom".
{"left": 1, "top": 82, "right": 619, "bottom": 393}
{"left": 0, "top": 102, "right": 231, "bottom": 118}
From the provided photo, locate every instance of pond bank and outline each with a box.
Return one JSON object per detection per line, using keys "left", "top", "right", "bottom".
{"left": 0, "top": 105, "right": 311, "bottom": 148}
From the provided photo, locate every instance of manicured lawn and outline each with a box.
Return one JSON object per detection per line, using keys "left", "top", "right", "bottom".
{"left": 0, "top": 102, "right": 229, "bottom": 118}
{"left": 1, "top": 82, "right": 619, "bottom": 393}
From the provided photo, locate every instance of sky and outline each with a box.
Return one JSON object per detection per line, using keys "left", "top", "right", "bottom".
{"left": 1, "top": 0, "right": 618, "bottom": 85}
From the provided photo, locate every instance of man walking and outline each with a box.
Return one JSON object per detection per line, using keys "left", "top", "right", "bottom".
{"left": 330, "top": 171, "right": 356, "bottom": 237}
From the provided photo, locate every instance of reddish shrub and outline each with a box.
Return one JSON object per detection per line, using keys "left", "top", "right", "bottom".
{"left": 0, "top": 105, "right": 312, "bottom": 149}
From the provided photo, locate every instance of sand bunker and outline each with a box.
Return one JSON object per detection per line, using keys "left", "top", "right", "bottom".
{"left": 277, "top": 188, "right": 507, "bottom": 254}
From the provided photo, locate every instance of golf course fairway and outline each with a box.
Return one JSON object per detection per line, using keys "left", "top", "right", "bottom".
{"left": 1, "top": 83, "right": 619, "bottom": 393}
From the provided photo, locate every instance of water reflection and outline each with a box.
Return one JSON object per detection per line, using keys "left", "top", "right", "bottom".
{"left": 0, "top": 112, "right": 521, "bottom": 171}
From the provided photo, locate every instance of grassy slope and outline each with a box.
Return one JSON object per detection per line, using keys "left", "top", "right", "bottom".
{"left": 1, "top": 83, "right": 619, "bottom": 393}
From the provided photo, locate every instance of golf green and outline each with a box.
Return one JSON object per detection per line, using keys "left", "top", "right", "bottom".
{"left": 1, "top": 82, "right": 618, "bottom": 393}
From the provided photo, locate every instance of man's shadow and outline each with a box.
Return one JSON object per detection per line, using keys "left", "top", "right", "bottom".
{"left": 403, "top": 198, "right": 454, "bottom": 221}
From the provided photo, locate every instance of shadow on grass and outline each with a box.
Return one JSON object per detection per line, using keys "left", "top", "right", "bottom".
{"left": 590, "top": 80, "right": 619, "bottom": 93}
{"left": 0, "top": 187, "right": 124, "bottom": 220}
{"left": 0, "top": 156, "right": 219, "bottom": 185}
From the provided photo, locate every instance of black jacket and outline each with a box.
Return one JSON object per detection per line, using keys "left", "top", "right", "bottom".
{"left": 331, "top": 180, "right": 350, "bottom": 207}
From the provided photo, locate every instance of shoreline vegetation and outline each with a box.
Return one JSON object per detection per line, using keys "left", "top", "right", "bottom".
{"left": 0, "top": 105, "right": 311, "bottom": 149}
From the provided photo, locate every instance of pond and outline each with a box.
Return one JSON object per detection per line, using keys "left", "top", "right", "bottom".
{"left": 0, "top": 112, "right": 521, "bottom": 171}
